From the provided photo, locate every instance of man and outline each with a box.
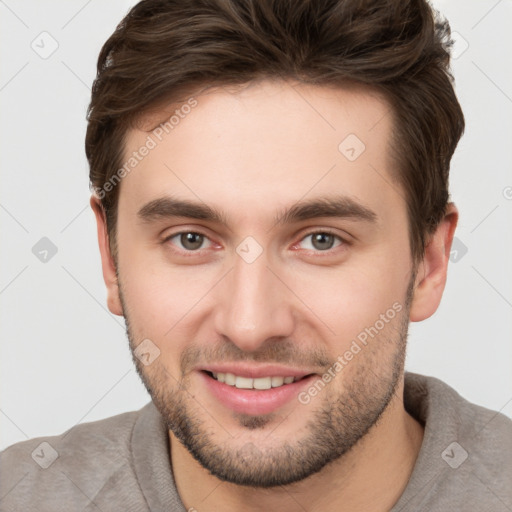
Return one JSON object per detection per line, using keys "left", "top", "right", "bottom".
{"left": 1, "top": 0, "right": 511, "bottom": 510}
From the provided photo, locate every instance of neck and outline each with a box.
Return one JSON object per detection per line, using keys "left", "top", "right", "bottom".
{"left": 169, "top": 376, "right": 424, "bottom": 512}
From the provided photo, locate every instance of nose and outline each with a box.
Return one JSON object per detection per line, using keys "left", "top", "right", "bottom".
{"left": 213, "top": 251, "right": 295, "bottom": 353}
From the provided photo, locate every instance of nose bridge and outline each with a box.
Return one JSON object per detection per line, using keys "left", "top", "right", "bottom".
{"left": 214, "top": 250, "right": 294, "bottom": 351}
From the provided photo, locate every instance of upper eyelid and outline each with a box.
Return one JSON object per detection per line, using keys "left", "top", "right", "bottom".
{"left": 300, "top": 228, "right": 344, "bottom": 239}
{"left": 164, "top": 228, "right": 347, "bottom": 251}
{"left": 294, "top": 230, "right": 347, "bottom": 250}
{"left": 164, "top": 230, "right": 214, "bottom": 248}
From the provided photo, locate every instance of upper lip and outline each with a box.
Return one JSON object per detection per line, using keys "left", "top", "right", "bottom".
{"left": 198, "top": 363, "right": 317, "bottom": 379}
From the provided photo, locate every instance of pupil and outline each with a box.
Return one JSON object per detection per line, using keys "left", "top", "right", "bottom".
{"left": 182, "top": 232, "right": 203, "bottom": 250}
{"left": 313, "top": 233, "right": 334, "bottom": 250}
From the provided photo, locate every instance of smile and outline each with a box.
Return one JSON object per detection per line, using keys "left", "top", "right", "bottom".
{"left": 200, "top": 370, "right": 317, "bottom": 415}
{"left": 209, "top": 372, "right": 304, "bottom": 390}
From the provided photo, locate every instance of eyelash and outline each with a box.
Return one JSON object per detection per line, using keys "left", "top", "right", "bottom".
{"left": 162, "top": 229, "right": 347, "bottom": 256}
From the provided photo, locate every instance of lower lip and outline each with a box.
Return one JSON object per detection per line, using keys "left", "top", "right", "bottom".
{"left": 199, "top": 371, "right": 316, "bottom": 416}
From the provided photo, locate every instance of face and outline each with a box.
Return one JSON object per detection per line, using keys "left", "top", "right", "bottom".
{"left": 106, "top": 80, "right": 420, "bottom": 486}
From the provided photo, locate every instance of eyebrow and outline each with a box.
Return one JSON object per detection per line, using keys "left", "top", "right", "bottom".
{"left": 137, "top": 195, "right": 378, "bottom": 227}
{"left": 274, "top": 196, "right": 377, "bottom": 226}
{"left": 137, "top": 197, "right": 228, "bottom": 225}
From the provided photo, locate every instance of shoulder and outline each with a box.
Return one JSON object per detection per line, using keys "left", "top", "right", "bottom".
{"left": 0, "top": 405, "right": 142, "bottom": 467}
{"left": 401, "top": 372, "right": 512, "bottom": 510}
{"left": 405, "top": 371, "right": 512, "bottom": 443}
{"left": 0, "top": 404, "right": 151, "bottom": 511}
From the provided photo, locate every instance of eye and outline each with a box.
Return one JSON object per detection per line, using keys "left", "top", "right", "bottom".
{"left": 164, "top": 231, "right": 213, "bottom": 252}
{"left": 296, "top": 231, "right": 344, "bottom": 252}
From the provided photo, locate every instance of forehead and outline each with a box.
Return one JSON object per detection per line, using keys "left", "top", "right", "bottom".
{"left": 118, "top": 79, "right": 400, "bottom": 223}
{"left": 135, "top": 79, "right": 392, "bottom": 151}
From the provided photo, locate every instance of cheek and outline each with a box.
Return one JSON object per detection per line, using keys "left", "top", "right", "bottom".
{"left": 119, "top": 250, "right": 222, "bottom": 357}
{"left": 281, "top": 251, "right": 409, "bottom": 342}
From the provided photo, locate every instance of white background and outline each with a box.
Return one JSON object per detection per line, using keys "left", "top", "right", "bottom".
{"left": 1, "top": 0, "right": 511, "bottom": 450}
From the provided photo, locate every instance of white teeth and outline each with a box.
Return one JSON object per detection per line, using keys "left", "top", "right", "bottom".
{"left": 253, "top": 377, "right": 272, "bottom": 390}
{"left": 235, "top": 376, "right": 253, "bottom": 389}
{"left": 271, "top": 376, "right": 284, "bottom": 387}
{"left": 211, "top": 372, "right": 301, "bottom": 389}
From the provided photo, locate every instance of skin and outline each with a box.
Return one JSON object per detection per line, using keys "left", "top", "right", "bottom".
{"left": 92, "top": 79, "right": 458, "bottom": 511}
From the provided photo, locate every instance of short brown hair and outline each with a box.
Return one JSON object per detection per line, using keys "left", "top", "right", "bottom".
{"left": 86, "top": 0, "right": 465, "bottom": 264}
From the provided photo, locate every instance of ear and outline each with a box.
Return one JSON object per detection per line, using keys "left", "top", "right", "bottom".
{"left": 409, "top": 203, "right": 458, "bottom": 322}
{"left": 90, "top": 196, "right": 124, "bottom": 316}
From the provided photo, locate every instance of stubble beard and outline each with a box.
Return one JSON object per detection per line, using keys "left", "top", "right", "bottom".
{"left": 120, "top": 278, "right": 414, "bottom": 488}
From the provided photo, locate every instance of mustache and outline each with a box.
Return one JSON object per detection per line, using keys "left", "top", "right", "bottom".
{"left": 180, "top": 339, "right": 332, "bottom": 376}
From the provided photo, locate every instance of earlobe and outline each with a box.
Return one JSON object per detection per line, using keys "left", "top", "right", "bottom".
{"left": 409, "top": 203, "right": 458, "bottom": 322}
{"left": 90, "top": 196, "right": 124, "bottom": 317}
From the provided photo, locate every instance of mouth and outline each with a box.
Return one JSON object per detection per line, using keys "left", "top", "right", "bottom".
{"left": 199, "top": 369, "right": 318, "bottom": 416}
{"left": 203, "top": 370, "right": 311, "bottom": 389}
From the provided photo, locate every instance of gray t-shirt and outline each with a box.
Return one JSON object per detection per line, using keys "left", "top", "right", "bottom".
{"left": 1, "top": 371, "right": 511, "bottom": 511}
